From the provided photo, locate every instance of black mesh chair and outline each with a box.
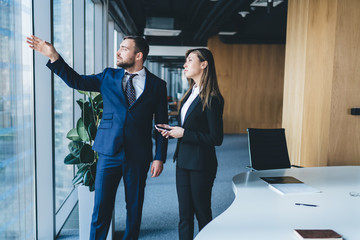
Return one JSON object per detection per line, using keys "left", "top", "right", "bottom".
{"left": 247, "top": 128, "right": 301, "bottom": 171}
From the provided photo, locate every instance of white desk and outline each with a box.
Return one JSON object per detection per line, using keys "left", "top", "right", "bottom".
{"left": 195, "top": 166, "right": 360, "bottom": 240}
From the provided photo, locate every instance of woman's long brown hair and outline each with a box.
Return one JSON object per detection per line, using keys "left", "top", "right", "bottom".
{"left": 179, "top": 48, "right": 223, "bottom": 111}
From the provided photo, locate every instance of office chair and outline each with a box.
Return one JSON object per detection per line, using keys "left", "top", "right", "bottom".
{"left": 247, "top": 128, "right": 300, "bottom": 171}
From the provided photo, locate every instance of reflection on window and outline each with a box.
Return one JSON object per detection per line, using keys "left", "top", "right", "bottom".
{"left": 85, "top": 0, "right": 95, "bottom": 74}
{"left": 0, "top": 0, "right": 35, "bottom": 239}
{"left": 53, "top": 0, "right": 74, "bottom": 211}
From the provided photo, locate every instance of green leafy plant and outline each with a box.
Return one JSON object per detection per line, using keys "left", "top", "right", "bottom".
{"left": 64, "top": 91, "right": 103, "bottom": 191}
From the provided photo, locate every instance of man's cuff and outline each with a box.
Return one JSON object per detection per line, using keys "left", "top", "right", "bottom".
{"left": 46, "top": 55, "right": 63, "bottom": 70}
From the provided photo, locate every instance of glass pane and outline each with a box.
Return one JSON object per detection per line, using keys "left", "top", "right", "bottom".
{"left": 113, "top": 30, "right": 117, "bottom": 68}
{"left": 0, "top": 0, "right": 35, "bottom": 239}
{"left": 85, "top": 0, "right": 95, "bottom": 74}
{"left": 53, "top": 0, "right": 74, "bottom": 211}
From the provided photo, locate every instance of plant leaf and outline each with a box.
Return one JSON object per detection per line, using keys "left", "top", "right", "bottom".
{"left": 83, "top": 102, "right": 95, "bottom": 129}
{"left": 90, "top": 162, "right": 97, "bottom": 176}
{"left": 68, "top": 141, "right": 84, "bottom": 158}
{"left": 64, "top": 153, "right": 80, "bottom": 164}
{"left": 96, "top": 100, "right": 103, "bottom": 112}
{"left": 83, "top": 170, "right": 90, "bottom": 185}
{"left": 77, "top": 99, "right": 95, "bottom": 130}
{"left": 77, "top": 118, "right": 90, "bottom": 142}
{"left": 83, "top": 169, "right": 95, "bottom": 186}
{"left": 76, "top": 163, "right": 86, "bottom": 170}
{"left": 78, "top": 164, "right": 89, "bottom": 173}
{"left": 80, "top": 144, "right": 95, "bottom": 163}
{"left": 93, "top": 93, "right": 102, "bottom": 104}
{"left": 77, "top": 90, "right": 88, "bottom": 96}
{"left": 76, "top": 99, "right": 86, "bottom": 112}
{"left": 88, "top": 122, "right": 97, "bottom": 141}
{"left": 87, "top": 162, "right": 97, "bottom": 191}
{"left": 66, "top": 128, "right": 82, "bottom": 141}
{"left": 72, "top": 166, "right": 87, "bottom": 185}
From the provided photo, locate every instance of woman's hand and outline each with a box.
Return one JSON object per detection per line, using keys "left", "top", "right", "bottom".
{"left": 26, "top": 35, "right": 59, "bottom": 63}
{"left": 155, "top": 124, "right": 184, "bottom": 139}
{"left": 161, "top": 126, "right": 184, "bottom": 139}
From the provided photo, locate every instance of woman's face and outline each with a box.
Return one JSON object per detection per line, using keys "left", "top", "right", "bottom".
{"left": 183, "top": 52, "right": 204, "bottom": 80}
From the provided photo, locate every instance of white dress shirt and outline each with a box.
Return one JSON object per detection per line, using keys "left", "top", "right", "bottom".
{"left": 180, "top": 85, "right": 200, "bottom": 125}
{"left": 122, "top": 68, "right": 146, "bottom": 100}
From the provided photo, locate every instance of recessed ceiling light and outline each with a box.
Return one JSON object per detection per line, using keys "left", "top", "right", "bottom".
{"left": 238, "top": 11, "right": 250, "bottom": 17}
{"left": 144, "top": 28, "right": 181, "bottom": 37}
{"left": 218, "top": 31, "right": 236, "bottom": 36}
{"left": 250, "top": 0, "right": 283, "bottom": 7}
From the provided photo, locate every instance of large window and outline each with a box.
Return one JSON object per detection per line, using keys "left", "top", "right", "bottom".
{"left": 53, "top": 0, "right": 74, "bottom": 212}
{"left": 113, "top": 29, "right": 118, "bottom": 68}
{"left": 85, "top": 0, "right": 95, "bottom": 74}
{"left": 0, "top": 0, "right": 35, "bottom": 239}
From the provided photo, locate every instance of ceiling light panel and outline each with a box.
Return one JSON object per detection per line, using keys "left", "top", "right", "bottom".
{"left": 144, "top": 28, "right": 181, "bottom": 36}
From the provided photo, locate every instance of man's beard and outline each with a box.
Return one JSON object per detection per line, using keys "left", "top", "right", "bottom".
{"left": 117, "top": 58, "right": 135, "bottom": 69}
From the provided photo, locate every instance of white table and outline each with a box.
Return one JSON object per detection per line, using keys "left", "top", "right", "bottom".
{"left": 195, "top": 166, "right": 360, "bottom": 240}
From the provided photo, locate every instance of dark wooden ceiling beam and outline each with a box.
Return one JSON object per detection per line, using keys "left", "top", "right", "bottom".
{"left": 188, "top": 0, "right": 207, "bottom": 28}
{"left": 193, "top": 0, "right": 249, "bottom": 42}
{"left": 109, "top": 0, "right": 138, "bottom": 35}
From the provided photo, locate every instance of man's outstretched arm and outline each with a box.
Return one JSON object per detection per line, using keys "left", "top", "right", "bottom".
{"left": 27, "top": 35, "right": 102, "bottom": 92}
{"left": 27, "top": 35, "right": 59, "bottom": 63}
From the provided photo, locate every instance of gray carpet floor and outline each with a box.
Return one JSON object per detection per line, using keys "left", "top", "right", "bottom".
{"left": 58, "top": 134, "right": 250, "bottom": 240}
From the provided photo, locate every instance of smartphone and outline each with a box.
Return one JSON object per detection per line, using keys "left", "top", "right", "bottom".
{"left": 155, "top": 124, "right": 172, "bottom": 131}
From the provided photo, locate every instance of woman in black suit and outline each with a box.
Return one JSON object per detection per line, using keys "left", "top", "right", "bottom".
{"left": 158, "top": 48, "right": 224, "bottom": 240}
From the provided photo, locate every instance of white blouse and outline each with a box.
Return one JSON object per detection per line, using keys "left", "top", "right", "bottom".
{"left": 180, "top": 85, "right": 200, "bottom": 126}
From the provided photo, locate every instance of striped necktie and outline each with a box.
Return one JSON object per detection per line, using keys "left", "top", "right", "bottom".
{"left": 125, "top": 73, "right": 138, "bottom": 106}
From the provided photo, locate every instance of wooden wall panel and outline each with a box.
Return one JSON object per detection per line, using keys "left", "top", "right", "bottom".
{"left": 208, "top": 37, "right": 285, "bottom": 134}
{"left": 283, "top": 0, "right": 360, "bottom": 166}
{"left": 208, "top": 37, "right": 235, "bottom": 132}
{"left": 328, "top": 0, "right": 360, "bottom": 165}
{"left": 282, "top": 0, "right": 309, "bottom": 166}
{"left": 301, "top": 0, "right": 337, "bottom": 167}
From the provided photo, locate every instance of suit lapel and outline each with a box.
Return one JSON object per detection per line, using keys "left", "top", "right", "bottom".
{"left": 182, "top": 95, "right": 201, "bottom": 126}
{"left": 116, "top": 69, "right": 127, "bottom": 105}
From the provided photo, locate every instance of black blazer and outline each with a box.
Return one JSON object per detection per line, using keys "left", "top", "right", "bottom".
{"left": 173, "top": 92, "right": 224, "bottom": 171}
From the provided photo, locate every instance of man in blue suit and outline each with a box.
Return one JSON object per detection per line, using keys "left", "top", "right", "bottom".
{"left": 27, "top": 35, "right": 168, "bottom": 239}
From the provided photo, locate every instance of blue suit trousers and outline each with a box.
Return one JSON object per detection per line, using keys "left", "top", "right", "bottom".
{"left": 90, "top": 150, "right": 150, "bottom": 240}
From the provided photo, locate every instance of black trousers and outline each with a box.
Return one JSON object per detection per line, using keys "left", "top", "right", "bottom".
{"left": 176, "top": 166, "right": 216, "bottom": 240}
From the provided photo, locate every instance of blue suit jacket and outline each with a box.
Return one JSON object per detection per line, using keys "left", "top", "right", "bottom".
{"left": 47, "top": 56, "right": 168, "bottom": 163}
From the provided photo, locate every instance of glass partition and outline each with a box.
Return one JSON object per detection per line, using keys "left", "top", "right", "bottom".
{"left": 85, "top": 0, "right": 95, "bottom": 75}
{"left": 53, "top": 0, "right": 74, "bottom": 212}
{"left": 145, "top": 56, "right": 187, "bottom": 125}
{"left": 0, "top": 0, "right": 35, "bottom": 239}
{"left": 145, "top": 56, "right": 188, "bottom": 102}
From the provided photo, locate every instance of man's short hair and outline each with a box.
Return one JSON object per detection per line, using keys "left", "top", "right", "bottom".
{"left": 124, "top": 36, "right": 149, "bottom": 62}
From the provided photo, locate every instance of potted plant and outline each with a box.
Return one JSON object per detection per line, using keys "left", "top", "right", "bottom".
{"left": 63, "top": 91, "right": 113, "bottom": 239}
{"left": 64, "top": 91, "right": 103, "bottom": 191}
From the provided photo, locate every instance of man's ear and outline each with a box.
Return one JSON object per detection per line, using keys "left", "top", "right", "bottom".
{"left": 135, "top": 52, "right": 143, "bottom": 61}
